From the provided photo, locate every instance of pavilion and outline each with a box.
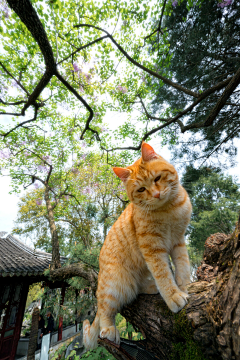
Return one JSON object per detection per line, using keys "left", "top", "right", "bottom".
{"left": 0, "top": 232, "right": 66, "bottom": 360}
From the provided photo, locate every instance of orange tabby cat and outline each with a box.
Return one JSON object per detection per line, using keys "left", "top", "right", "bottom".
{"left": 83, "top": 142, "right": 191, "bottom": 349}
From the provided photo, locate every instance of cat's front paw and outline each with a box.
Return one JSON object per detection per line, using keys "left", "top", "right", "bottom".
{"left": 100, "top": 326, "right": 120, "bottom": 345}
{"left": 178, "top": 284, "right": 188, "bottom": 294}
{"left": 175, "top": 276, "right": 189, "bottom": 295}
{"left": 167, "top": 291, "right": 189, "bottom": 313}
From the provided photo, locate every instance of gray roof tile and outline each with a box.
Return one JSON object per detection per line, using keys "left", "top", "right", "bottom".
{"left": 0, "top": 233, "right": 65, "bottom": 277}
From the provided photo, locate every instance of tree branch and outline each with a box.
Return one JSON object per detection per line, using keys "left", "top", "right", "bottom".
{"left": 0, "top": 61, "right": 30, "bottom": 95}
{"left": 144, "top": 0, "right": 167, "bottom": 42}
{"left": 48, "top": 263, "right": 98, "bottom": 292}
{"left": 55, "top": 70, "right": 95, "bottom": 140}
{"left": 0, "top": 99, "right": 26, "bottom": 106}
{"left": 57, "top": 35, "right": 108, "bottom": 65}
{"left": 203, "top": 66, "right": 240, "bottom": 127}
{"left": 6, "top": 0, "right": 55, "bottom": 114}
{"left": 1, "top": 106, "right": 39, "bottom": 137}
{"left": 74, "top": 24, "right": 199, "bottom": 98}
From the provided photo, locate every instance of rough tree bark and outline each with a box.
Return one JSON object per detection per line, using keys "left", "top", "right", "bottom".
{"left": 98, "top": 218, "right": 240, "bottom": 360}
{"left": 49, "top": 263, "right": 98, "bottom": 293}
{"left": 44, "top": 186, "right": 61, "bottom": 270}
{"left": 27, "top": 307, "right": 39, "bottom": 360}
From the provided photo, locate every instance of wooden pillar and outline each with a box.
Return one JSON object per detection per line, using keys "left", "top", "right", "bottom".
{"left": 11, "top": 281, "right": 30, "bottom": 360}
{"left": 57, "top": 284, "right": 65, "bottom": 342}
{"left": 0, "top": 280, "right": 30, "bottom": 360}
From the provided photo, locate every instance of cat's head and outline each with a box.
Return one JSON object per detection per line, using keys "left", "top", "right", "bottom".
{"left": 113, "top": 142, "right": 179, "bottom": 209}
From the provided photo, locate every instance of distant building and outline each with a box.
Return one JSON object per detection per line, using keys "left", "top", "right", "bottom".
{"left": 0, "top": 232, "right": 66, "bottom": 360}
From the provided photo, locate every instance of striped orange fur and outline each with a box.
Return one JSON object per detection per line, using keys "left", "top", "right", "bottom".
{"left": 83, "top": 142, "right": 191, "bottom": 349}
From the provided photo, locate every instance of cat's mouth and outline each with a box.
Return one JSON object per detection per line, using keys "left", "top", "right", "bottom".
{"left": 159, "top": 188, "right": 170, "bottom": 200}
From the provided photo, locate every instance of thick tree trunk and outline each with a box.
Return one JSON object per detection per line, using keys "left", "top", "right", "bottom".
{"left": 27, "top": 307, "right": 39, "bottom": 360}
{"left": 44, "top": 187, "right": 61, "bottom": 269}
{"left": 99, "top": 219, "right": 240, "bottom": 360}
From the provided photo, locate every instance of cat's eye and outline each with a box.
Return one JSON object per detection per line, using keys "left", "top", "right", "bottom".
{"left": 138, "top": 187, "right": 145, "bottom": 192}
{"left": 155, "top": 175, "right": 161, "bottom": 182}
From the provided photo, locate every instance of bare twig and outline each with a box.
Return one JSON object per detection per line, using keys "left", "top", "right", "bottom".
{"left": 0, "top": 99, "right": 26, "bottom": 106}
{"left": 200, "top": 125, "right": 240, "bottom": 167}
{"left": 144, "top": 0, "right": 167, "bottom": 42}
{"left": 0, "top": 62, "right": 30, "bottom": 95}
{"left": 57, "top": 36, "right": 108, "bottom": 65}
{"left": 203, "top": 66, "right": 240, "bottom": 127}
{"left": 1, "top": 106, "right": 39, "bottom": 137}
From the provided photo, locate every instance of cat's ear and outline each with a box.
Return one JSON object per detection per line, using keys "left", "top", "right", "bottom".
{"left": 141, "top": 142, "right": 158, "bottom": 162}
{"left": 113, "top": 167, "right": 131, "bottom": 182}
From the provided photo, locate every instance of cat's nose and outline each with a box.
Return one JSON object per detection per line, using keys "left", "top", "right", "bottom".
{"left": 153, "top": 192, "right": 160, "bottom": 198}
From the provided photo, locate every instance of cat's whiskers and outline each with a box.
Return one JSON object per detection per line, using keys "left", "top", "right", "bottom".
{"left": 145, "top": 204, "right": 151, "bottom": 217}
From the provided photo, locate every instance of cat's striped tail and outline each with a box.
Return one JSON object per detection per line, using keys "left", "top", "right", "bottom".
{"left": 83, "top": 312, "right": 100, "bottom": 350}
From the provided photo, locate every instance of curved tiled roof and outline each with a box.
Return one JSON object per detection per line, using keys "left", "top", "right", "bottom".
{"left": 0, "top": 232, "right": 65, "bottom": 277}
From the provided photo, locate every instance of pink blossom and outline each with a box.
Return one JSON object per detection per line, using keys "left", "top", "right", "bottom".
{"left": 37, "top": 165, "right": 48, "bottom": 172}
{"left": 116, "top": 85, "right": 128, "bottom": 94}
{"left": 79, "top": 85, "right": 84, "bottom": 93}
{"left": 0, "top": 1, "right": 10, "bottom": 18}
{"left": 42, "top": 155, "right": 51, "bottom": 164}
{"left": 85, "top": 73, "right": 91, "bottom": 84}
{"left": 80, "top": 154, "right": 86, "bottom": 160}
{"left": 34, "top": 183, "right": 40, "bottom": 189}
{"left": 36, "top": 198, "right": 42, "bottom": 206}
{"left": 217, "top": 0, "right": 232, "bottom": 7}
{"left": 11, "top": 80, "right": 19, "bottom": 88}
{"left": 172, "top": 0, "right": 178, "bottom": 7}
{"left": 101, "top": 127, "right": 108, "bottom": 132}
{"left": 0, "top": 148, "right": 11, "bottom": 159}
{"left": 82, "top": 186, "right": 91, "bottom": 194}
{"left": 64, "top": 195, "right": 69, "bottom": 200}
{"left": 24, "top": 152, "right": 31, "bottom": 157}
{"left": 73, "top": 62, "right": 81, "bottom": 72}
{"left": 118, "top": 184, "right": 125, "bottom": 192}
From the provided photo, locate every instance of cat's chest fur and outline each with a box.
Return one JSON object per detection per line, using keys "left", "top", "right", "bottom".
{"left": 133, "top": 193, "right": 191, "bottom": 252}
